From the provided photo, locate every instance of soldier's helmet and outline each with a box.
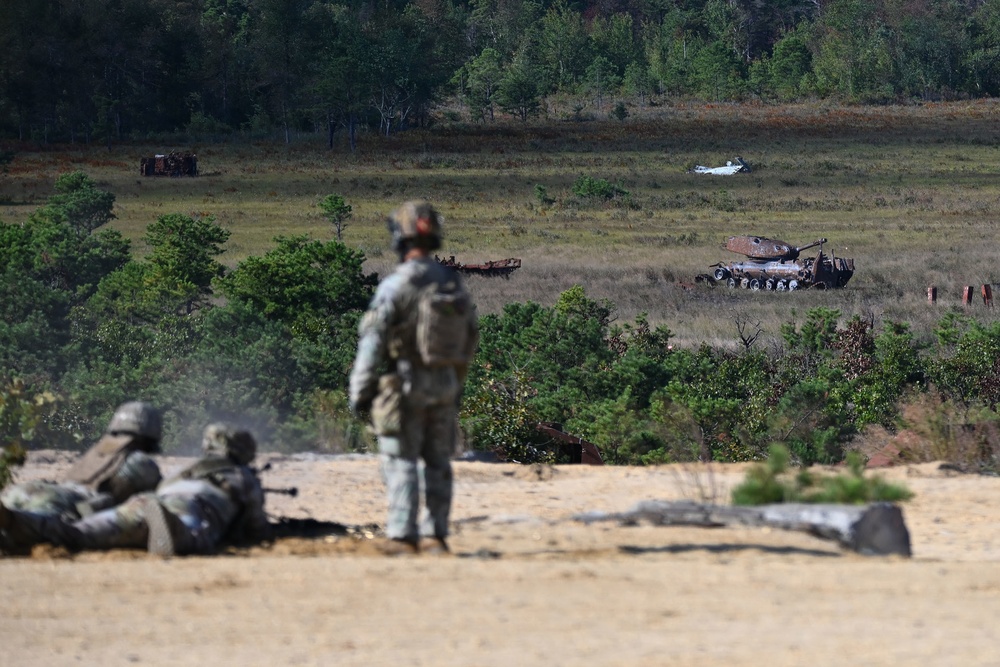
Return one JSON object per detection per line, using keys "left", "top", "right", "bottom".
{"left": 106, "top": 401, "right": 163, "bottom": 447}
{"left": 106, "top": 451, "right": 162, "bottom": 501}
{"left": 387, "top": 200, "right": 443, "bottom": 252}
{"left": 202, "top": 422, "right": 257, "bottom": 466}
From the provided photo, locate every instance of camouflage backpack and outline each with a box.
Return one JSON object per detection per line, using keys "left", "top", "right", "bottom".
{"left": 415, "top": 276, "right": 473, "bottom": 367}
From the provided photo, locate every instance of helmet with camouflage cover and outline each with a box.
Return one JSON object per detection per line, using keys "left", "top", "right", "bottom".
{"left": 106, "top": 401, "right": 162, "bottom": 446}
{"left": 387, "top": 200, "right": 443, "bottom": 253}
{"left": 202, "top": 422, "right": 257, "bottom": 465}
{"left": 105, "top": 451, "right": 162, "bottom": 502}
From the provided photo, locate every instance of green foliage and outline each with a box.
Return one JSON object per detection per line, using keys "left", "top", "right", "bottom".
{"left": 610, "top": 101, "right": 628, "bottom": 122}
{"left": 690, "top": 41, "right": 747, "bottom": 101}
{"left": 146, "top": 213, "right": 230, "bottom": 301}
{"left": 217, "top": 235, "right": 374, "bottom": 333}
{"left": 318, "top": 194, "right": 352, "bottom": 240}
{"left": 566, "top": 388, "right": 677, "bottom": 465}
{"left": 0, "top": 379, "right": 67, "bottom": 467}
{"left": 731, "top": 443, "right": 794, "bottom": 505}
{"left": 732, "top": 444, "right": 913, "bottom": 506}
{"left": 1, "top": 204, "right": 130, "bottom": 299}
{"left": 215, "top": 235, "right": 375, "bottom": 390}
{"left": 852, "top": 321, "right": 925, "bottom": 428}
{"left": 782, "top": 307, "right": 842, "bottom": 358}
{"left": 0, "top": 442, "right": 25, "bottom": 490}
{"left": 622, "top": 62, "right": 652, "bottom": 103}
{"left": 495, "top": 55, "right": 542, "bottom": 122}
{"left": 456, "top": 48, "right": 504, "bottom": 121}
{"left": 571, "top": 175, "right": 629, "bottom": 200}
{"left": 585, "top": 55, "right": 621, "bottom": 108}
{"left": 47, "top": 171, "right": 116, "bottom": 235}
{"left": 928, "top": 318, "right": 1000, "bottom": 408}
{"left": 533, "top": 184, "right": 554, "bottom": 205}
{"left": 462, "top": 368, "right": 552, "bottom": 463}
{"left": 5, "top": 174, "right": 1000, "bottom": 464}
{"left": 8, "top": 0, "right": 1000, "bottom": 140}
{"left": 767, "top": 376, "right": 853, "bottom": 465}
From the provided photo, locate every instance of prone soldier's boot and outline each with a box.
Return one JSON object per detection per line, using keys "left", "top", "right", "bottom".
{"left": 0, "top": 502, "right": 17, "bottom": 555}
{"left": 0, "top": 502, "right": 82, "bottom": 554}
{"left": 142, "top": 497, "right": 194, "bottom": 557}
{"left": 0, "top": 502, "right": 10, "bottom": 531}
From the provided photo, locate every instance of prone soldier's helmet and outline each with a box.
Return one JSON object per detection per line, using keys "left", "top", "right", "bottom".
{"left": 106, "top": 451, "right": 162, "bottom": 502}
{"left": 202, "top": 422, "right": 257, "bottom": 466}
{"left": 387, "top": 200, "right": 443, "bottom": 253}
{"left": 106, "top": 401, "right": 162, "bottom": 448}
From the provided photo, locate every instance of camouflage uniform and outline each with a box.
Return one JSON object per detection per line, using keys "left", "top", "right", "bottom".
{"left": 349, "top": 201, "right": 479, "bottom": 551}
{"left": 55, "top": 423, "right": 270, "bottom": 556}
{"left": 0, "top": 402, "right": 162, "bottom": 553}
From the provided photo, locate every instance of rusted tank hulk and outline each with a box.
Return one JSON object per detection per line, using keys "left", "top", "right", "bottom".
{"left": 436, "top": 255, "right": 521, "bottom": 279}
{"left": 711, "top": 236, "right": 855, "bottom": 291}
{"left": 139, "top": 152, "right": 198, "bottom": 177}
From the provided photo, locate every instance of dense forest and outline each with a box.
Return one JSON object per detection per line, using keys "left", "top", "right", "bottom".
{"left": 3, "top": 0, "right": 1000, "bottom": 144}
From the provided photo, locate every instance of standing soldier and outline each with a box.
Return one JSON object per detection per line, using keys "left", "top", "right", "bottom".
{"left": 349, "top": 201, "right": 479, "bottom": 555}
{"left": 0, "top": 401, "right": 163, "bottom": 553}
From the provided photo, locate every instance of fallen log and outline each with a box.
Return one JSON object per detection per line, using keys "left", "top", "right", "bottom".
{"left": 575, "top": 500, "right": 911, "bottom": 557}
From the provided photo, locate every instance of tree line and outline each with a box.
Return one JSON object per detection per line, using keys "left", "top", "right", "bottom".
{"left": 3, "top": 0, "right": 1000, "bottom": 145}
{"left": 2, "top": 176, "right": 999, "bottom": 469}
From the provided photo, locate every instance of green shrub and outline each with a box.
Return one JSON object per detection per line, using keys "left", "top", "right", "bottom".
{"left": 572, "top": 175, "right": 629, "bottom": 200}
{"left": 534, "top": 184, "right": 554, "bottom": 205}
{"left": 732, "top": 444, "right": 913, "bottom": 506}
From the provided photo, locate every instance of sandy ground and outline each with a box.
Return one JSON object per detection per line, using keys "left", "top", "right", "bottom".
{"left": 2, "top": 450, "right": 999, "bottom": 666}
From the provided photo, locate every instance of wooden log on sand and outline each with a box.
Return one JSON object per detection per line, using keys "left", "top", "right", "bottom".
{"left": 576, "top": 500, "right": 911, "bottom": 557}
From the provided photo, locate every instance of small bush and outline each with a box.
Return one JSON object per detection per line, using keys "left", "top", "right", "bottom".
{"left": 534, "top": 184, "right": 554, "bottom": 205}
{"left": 732, "top": 443, "right": 913, "bottom": 506}
{"left": 572, "top": 175, "right": 629, "bottom": 200}
{"left": 0, "top": 444, "right": 26, "bottom": 490}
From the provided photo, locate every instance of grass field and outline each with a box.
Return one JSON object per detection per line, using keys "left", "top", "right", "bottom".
{"left": 2, "top": 101, "right": 999, "bottom": 349}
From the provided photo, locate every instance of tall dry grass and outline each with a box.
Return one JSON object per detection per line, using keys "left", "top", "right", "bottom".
{"left": 2, "top": 101, "right": 1000, "bottom": 347}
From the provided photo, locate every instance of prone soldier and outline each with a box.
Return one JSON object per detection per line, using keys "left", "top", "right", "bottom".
{"left": 0, "top": 401, "right": 163, "bottom": 553}
{"left": 47, "top": 422, "right": 272, "bottom": 556}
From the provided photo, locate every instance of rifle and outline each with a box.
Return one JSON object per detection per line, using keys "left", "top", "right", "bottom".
{"left": 263, "top": 486, "right": 299, "bottom": 497}
{"left": 253, "top": 461, "right": 299, "bottom": 497}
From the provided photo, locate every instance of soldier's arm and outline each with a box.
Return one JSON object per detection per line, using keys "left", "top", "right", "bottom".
{"left": 74, "top": 493, "right": 117, "bottom": 518}
{"left": 349, "top": 282, "right": 399, "bottom": 410}
{"left": 231, "top": 468, "right": 272, "bottom": 544}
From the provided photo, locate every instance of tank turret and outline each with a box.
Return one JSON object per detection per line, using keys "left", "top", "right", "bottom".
{"left": 724, "top": 236, "right": 827, "bottom": 261}
{"left": 708, "top": 236, "right": 854, "bottom": 291}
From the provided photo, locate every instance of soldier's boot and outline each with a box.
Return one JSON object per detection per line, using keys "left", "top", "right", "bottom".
{"left": 376, "top": 536, "right": 419, "bottom": 556}
{"left": 0, "top": 503, "right": 17, "bottom": 555}
{"left": 0, "top": 504, "right": 82, "bottom": 554}
{"left": 418, "top": 536, "right": 450, "bottom": 555}
{"left": 143, "top": 497, "right": 193, "bottom": 557}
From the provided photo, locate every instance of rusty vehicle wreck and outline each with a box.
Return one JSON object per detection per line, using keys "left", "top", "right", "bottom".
{"left": 709, "top": 236, "right": 855, "bottom": 291}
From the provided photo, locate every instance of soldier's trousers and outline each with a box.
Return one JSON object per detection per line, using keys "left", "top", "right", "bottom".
{"left": 379, "top": 402, "right": 456, "bottom": 542}
{"left": 70, "top": 493, "right": 221, "bottom": 554}
{"left": 2, "top": 492, "right": 224, "bottom": 555}
{"left": 0, "top": 499, "right": 143, "bottom": 552}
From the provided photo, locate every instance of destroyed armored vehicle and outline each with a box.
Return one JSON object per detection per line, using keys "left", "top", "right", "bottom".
{"left": 710, "top": 236, "right": 854, "bottom": 291}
